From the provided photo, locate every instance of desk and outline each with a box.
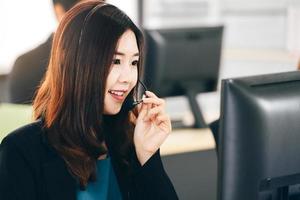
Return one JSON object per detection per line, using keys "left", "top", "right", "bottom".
{"left": 161, "top": 128, "right": 216, "bottom": 155}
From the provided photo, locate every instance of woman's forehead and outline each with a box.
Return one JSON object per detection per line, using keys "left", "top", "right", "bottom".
{"left": 115, "top": 30, "right": 139, "bottom": 56}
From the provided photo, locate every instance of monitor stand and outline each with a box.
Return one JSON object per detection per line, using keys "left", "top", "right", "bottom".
{"left": 170, "top": 87, "right": 207, "bottom": 129}
{"left": 186, "top": 88, "right": 207, "bottom": 128}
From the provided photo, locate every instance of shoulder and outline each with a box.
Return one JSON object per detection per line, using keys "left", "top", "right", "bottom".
{"left": 2, "top": 120, "right": 44, "bottom": 143}
{"left": 1, "top": 120, "right": 46, "bottom": 157}
{"left": 11, "top": 35, "right": 52, "bottom": 71}
{"left": 14, "top": 44, "right": 49, "bottom": 66}
{"left": 0, "top": 121, "right": 50, "bottom": 198}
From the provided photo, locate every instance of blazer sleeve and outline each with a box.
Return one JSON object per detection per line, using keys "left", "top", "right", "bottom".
{"left": 128, "top": 149, "right": 179, "bottom": 200}
{"left": 0, "top": 136, "right": 37, "bottom": 200}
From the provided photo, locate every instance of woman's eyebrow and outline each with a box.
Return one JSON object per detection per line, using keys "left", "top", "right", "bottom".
{"left": 114, "top": 52, "right": 139, "bottom": 57}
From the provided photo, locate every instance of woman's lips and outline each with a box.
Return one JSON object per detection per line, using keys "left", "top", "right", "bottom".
{"left": 108, "top": 89, "right": 127, "bottom": 102}
{"left": 109, "top": 92, "right": 125, "bottom": 101}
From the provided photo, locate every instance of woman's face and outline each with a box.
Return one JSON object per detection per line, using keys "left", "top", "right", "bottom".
{"left": 104, "top": 30, "right": 139, "bottom": 115}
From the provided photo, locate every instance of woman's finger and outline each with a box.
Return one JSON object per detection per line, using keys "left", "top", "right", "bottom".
{"left": 145, "top": 91, "right": 158, "bottom": 98}
{"left": 155, "top": 115, "right": 168, "bottom": 124}
{"left": 137, "top": 102, "right": 148, "bottom": 121}
{"left": 142, "top": 97, "right": 165, "bottom": 107}
{"left": 155, "top": 114, "right": 172, "bottom": 132}
{"left": 144, "top": 106, "right": 164, "bottom": 121}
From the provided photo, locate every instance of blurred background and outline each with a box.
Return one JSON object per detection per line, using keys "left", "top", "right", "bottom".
{"left": 1, "top": 0, "right": 300, "bottom": 126}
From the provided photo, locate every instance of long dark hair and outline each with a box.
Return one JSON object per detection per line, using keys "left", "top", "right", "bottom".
{"left": 33, "top": 0, "right": 144, "bottom": 189}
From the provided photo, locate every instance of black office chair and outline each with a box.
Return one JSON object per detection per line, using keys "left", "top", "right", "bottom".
{"left": 209, "top": 119, "right": 219, "bottom": 152}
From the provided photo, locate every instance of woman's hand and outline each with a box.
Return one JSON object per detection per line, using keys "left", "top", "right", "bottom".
{"left": 133, "top": 91, "right": 172, "bottom": 166}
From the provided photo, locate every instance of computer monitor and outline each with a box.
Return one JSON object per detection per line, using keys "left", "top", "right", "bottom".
{"left": 218, "top": 71, "right": 300, "bottom": 200}
{"left": 142, "top": 26, "right": 223, "bottom": 128}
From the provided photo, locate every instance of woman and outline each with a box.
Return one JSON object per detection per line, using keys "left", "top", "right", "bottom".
{"left": 0, "top": 1, "right": 178, "bottom": 200}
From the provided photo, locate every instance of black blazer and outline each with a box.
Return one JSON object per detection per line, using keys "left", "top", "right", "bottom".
{"left": 0, "top": 120, "right": 178, "bottom": 200}
{"left": 9, "top": 34, "right": 53, "bottom": 104}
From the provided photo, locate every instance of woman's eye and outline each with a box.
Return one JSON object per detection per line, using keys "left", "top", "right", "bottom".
{"left": 132, "top": 60, "right": 139, "bottom": 66}
{"left": 113, "top": 59, "right": 121, "bottom": 65}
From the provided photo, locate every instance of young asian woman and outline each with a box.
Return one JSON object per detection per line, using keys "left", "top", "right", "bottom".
{"left": 0, "top": 1, "right": 178, "bottom": 199}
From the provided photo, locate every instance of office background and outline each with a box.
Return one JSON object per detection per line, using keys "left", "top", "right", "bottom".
{"left": 1, "top": 0, "right": 300, "bottom": 124}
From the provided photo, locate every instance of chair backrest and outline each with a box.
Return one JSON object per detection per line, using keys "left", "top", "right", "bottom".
{"left": 0, "top": 103, "right": 32, "bottom": 142}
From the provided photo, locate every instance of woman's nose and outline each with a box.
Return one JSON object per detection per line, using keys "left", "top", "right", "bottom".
{"left": 118, "top": 64, "right": 133, "bottom": 83}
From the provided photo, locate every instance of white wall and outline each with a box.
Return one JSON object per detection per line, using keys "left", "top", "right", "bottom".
{"left": 0, "top": 0, "right": 57, "bottom": 74}
{"left": 0, "top": 0, "right": 299, "bottom": 75}
{"left": 141, "top": 0, "right": 220, "bottom": 29}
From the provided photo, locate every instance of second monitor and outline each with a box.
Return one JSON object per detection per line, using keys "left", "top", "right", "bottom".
{"left": 143, "top": 26, "right": 223, "bottom": 128}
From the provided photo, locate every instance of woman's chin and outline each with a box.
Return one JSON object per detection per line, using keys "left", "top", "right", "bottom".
{"left": 103, "top": 106, "right": 122, "bottom": 115}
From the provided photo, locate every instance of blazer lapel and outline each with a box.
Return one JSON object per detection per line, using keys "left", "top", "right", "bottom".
{"left": 41, "top": 129, "right": 77, "bottom": 200}
{"left": 43, "top": 156, "right": 77, "bottom": 200}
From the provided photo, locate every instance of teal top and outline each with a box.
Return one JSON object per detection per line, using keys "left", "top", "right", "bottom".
{"left": 76, "top": 157, "right": 122, "bottom": 200}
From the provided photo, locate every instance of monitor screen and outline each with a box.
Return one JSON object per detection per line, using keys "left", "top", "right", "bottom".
{"left": 218, "top": 71, "right": 300, "bottom": 200}
{"left": 143, "top": 26, "right": 223, "bottom": 97}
